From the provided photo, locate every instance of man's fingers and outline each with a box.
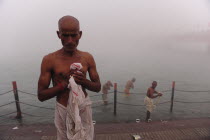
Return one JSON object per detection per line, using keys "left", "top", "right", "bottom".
{"left": 74, "top": 78, "right": 82, "bottom": 85}
{"left": 71, "top": 70, "right": 86, "bottom": 85}
{"left": 72, "top": 74, "right": 85, "bottom": 80}
{"left": 74, "top": 71, "right": 84, "bottom": 77}
{"left": 73, "top": 75, "right": 82, "bottom": 80}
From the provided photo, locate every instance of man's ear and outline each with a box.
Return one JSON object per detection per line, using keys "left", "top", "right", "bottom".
{"left": 57, "top": 31, "right": 61, "bottom": 39}
{"left": 79, "top": 31, "right": 82, "bottom": 39}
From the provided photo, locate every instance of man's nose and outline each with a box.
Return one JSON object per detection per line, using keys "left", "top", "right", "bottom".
{"left": 67, "top": 36, "right": 73, "bottom": 43}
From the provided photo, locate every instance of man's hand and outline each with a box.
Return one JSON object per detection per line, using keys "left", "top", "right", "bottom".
{"left": 72, "top": 70, "right": 86, "bottom": 85}
{"left": 59, "top": 81, "right": 69, "bottom": 90}
{"left": 55, "top": 73, "right": 70, "bottom": 91}
{"left": 158, "top": 93, "right": 163, "bottom": 96}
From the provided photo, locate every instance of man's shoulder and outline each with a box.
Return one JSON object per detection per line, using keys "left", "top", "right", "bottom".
{"left": 147, "top": 87, "right": 152, "bottom": 91}
{"left": 78, "top": 50, "right": 95, "bottom": 64}
{"left": 43, "top": 50, "right": 60, "bottom": 60}
{"left": 78, "top": 50, "right": 93, "bottom": 58}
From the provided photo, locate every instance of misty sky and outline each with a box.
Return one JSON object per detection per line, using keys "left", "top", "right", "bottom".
{"left": 0, "top": 0, "right": 210, "bottom": 91}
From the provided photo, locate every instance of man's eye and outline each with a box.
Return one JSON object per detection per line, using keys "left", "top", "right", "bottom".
{"left": 71, "top": 34, "right": 78, "bottom": 37}
{"left": 62, "top": 34, "right": 78, "bottom": 37}
{"left": 62, "top": 34, "right": 70, "bottom": 37}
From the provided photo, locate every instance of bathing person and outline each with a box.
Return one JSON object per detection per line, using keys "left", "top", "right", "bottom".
{"left": 102, "top": 81, "right": 113, "bottom": 105}
{"left": 124, "top": 78, "right": 136, "bottom": 96}
{"left": 145, "top": 81, "right": 162, "bottom": 122}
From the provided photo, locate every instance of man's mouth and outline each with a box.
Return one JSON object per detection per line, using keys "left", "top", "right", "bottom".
{"left": 65, "top": 44, "right": 75, "bottom": 48}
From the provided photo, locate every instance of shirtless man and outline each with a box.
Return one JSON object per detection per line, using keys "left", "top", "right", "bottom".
{"left": 124, "top": 78, "right": 136, "bottom": 96}
{"left": 38, "top": 15, "right": 101, "bottom": 140}
{"left": 102, "top": 81, "right": 113, "bottom": 105}
{"left": 145, "top": 81, "right": 162, "bottom": 122}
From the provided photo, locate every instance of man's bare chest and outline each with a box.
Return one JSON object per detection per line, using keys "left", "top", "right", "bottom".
{"left": 149, "top": 88, "right": 155, "bottom": 94}
{"left": 52, "top": 56, "right": 88, "bottom": 78}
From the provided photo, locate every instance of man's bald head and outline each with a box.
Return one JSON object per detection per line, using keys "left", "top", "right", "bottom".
{"left": 131, "top": 78, "right": 136, "bottom": 82}
{"left": 57, "top": 15, "right": 82, "bottom": 53}
{"left": 58, "top": 15, "right": 80, "bottom": 31}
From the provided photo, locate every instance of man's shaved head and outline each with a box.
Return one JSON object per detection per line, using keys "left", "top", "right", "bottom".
{"left": 58, "top": 15, "right": 80, "bottom": 31}
{"left": 57, "top": 15, "right": 82, "bottom": 53}
{"left": 131, "top": 78, "right": 136, "bottom": 82}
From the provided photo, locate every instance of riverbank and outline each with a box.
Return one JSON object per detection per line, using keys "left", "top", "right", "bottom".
{"left": 0, "top": 118, "right": 209, "bottom": 140}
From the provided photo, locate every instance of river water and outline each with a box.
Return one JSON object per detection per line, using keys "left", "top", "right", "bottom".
{"left": 0, "top": 73, "right": 210, "bottom": 125}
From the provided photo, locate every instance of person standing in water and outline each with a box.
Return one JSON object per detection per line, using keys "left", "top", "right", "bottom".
{"left": 102, "top": 81, "right": 113, "bottom": 105}
{"left": 145, "top": 81, "right": 162, "bottom": 122}
{"left": 124, "top": 78, "right": 136, "bottom": 96}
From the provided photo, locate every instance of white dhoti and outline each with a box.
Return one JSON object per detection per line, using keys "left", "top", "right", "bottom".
{"left": 55, "top": 99, "right": 94, "bottom": 140}
{"left": 144, "top": 96, "right": 156, "bottom": 113}
{"left": 54, "top": 63, "right": 94, "bottom": 140}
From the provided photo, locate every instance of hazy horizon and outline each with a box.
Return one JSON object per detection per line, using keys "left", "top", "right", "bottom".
{"left": 0, "top": 0, "right": 210, "bottom": 92}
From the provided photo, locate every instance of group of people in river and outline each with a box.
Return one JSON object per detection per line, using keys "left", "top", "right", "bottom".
{"left": 101, "top": 79, "right": 163, "bottom": 122}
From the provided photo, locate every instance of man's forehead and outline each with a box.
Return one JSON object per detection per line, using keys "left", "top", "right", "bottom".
{"left": 59, "top": 25, "right": 80, "bottom": 31}
{"left": 60, "top": 31, "right": 79, "bottom": 34}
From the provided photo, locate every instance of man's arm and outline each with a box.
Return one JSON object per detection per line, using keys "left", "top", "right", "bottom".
{"left": 37, "top": 56, "right": 67, "bottom": 102}
{"left": 73, "top": 54, "right": 101, "bottom": 92}
{"left": 154, "top": 90, "right": 163, "bottom": 96}
{"left": 153, "top": 90, "right": 158, "bottom": 94}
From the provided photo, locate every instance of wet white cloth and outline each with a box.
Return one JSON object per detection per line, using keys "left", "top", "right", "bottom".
{"left": 144, "top": 96, "right": 160, "bottom": 113}
{"left": 55, "top": 100, "right": 94, "bottom": 140}
{"left": 54, "top": 63, "right": 94, "bottom": 140}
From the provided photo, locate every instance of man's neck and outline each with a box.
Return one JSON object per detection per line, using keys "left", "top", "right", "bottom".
{"left": 60, "top": 48, "right": 79, "bottom": 57}
{"left": 151, "top": 87, "right": 155, "bottom": 89}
